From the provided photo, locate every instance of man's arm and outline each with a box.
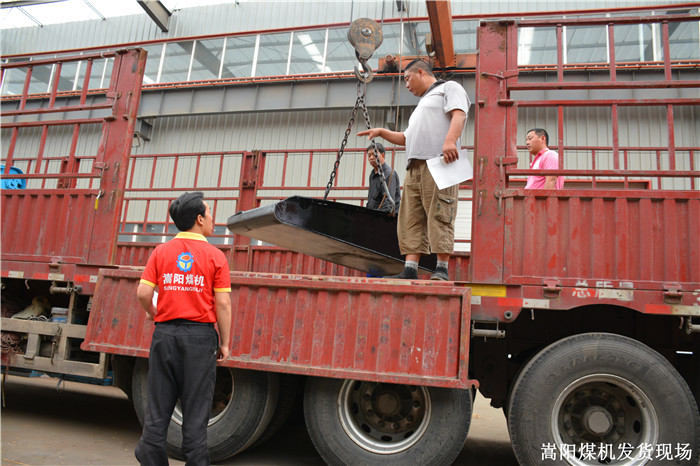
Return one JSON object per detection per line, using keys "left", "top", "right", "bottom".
{"left": 442, "top": 109, "right": 466, "bottom": 163}
{"left": 136, "top": 283, "right": 157, "bottom": 321}
{"left": 215, "top": 291, "right": 232, "bottom": 361}
{"left": 358, "top": 128, "right": 406, "bottom": 146}
{"left": 542, "top": 152, "right": 559, "bottom": 189}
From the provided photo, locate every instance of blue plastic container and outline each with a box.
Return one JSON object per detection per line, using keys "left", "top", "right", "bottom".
{"left": 51, "top": 307, "right": 69, "bottom": 323}
{"left": 0, "top": 165, "right": 26, "bottom": 189}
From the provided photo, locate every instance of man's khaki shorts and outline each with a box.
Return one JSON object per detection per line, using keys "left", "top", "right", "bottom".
{"left": 397, "top": 159, "right": 458, "bottom": 255}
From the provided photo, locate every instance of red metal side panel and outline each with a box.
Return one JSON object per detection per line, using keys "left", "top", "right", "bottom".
{"left": 504, "top": 192, "right": 700, "bottom": 289}
{"left": 1, "top": 48, "right": 147, "bottom": 272}
{"left": 83, "top": 269, "right": 473, "bottom": 389}
{"left": 1, "top": 189, "right": 96, "bottom": 262}
{"left": 243, "top": 249, "right": 365, "bottom": 277}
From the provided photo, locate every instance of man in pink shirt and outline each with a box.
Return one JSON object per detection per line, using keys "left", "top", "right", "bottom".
{"left": 524, "top": 128, "right": 564, "bottom": 189}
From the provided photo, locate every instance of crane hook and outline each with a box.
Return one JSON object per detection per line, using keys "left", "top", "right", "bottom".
{"left": 354, "top": 59, "right": 374, "bottom": 83}
{"left": 348, "top": 18, "right": 383, "bottom": 84}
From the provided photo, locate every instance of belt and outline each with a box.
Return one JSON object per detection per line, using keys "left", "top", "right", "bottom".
{"left": 157, "top": 319, "right": 214, "bottom": 327}
{"left": 407, "top": 159, "right": 427, "bottom": 170}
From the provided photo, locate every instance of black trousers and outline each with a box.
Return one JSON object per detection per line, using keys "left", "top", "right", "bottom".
{"left": 135, "top": 320, "right": 218, "bottom": 466}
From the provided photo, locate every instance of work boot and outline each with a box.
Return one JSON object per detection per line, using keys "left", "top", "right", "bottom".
{"left": 385, "top": 267, "right": 418, "bottom": 279}
{"left": 430, "top": 267, "right": 449, "bottom": 281}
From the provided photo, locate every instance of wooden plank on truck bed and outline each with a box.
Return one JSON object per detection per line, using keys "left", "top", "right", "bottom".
{"left": 82, "top": 269, "right": 474, "bottom": 389}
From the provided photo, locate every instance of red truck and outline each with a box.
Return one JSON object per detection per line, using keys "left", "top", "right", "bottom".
{"left": 2, "top": 14, "right": 699, "bottom": 466}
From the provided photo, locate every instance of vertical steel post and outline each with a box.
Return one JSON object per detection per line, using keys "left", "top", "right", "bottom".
{"left": 471, "top": 21, "right": 517, "bottom": 283}
{"left": 230, "top": 150, "right": 264, "bottom": 271}
{"left": 88, "top": 48, "right": 148, "bottom": 265}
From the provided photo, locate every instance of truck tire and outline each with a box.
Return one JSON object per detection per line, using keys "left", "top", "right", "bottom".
{"left": 132, "top": 358, "right": 278, "bottom": 462}
{"left": 304, "top": 377, "right": 472, "bottom": 465}
{"left": 110, "top": 355, "right": 134, "bottom": 402}
{"left": 508, "top": 333, "right": 700, "bottom": 466}
{"left": 253, "top": 373, "right": 301, "bottom": 447}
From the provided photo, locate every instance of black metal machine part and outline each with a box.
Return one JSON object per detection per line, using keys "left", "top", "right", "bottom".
{"left": 227, "top": 196, "right": 437, "bottom": 276}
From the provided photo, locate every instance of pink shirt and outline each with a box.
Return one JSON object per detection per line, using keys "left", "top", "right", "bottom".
{"left": 525, "top": 148, "right": 564, "bottom": 189}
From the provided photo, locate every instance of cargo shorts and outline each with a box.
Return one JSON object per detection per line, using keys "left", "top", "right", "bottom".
{"left": 397, "top": 159, "right": 458, "bottom": 255}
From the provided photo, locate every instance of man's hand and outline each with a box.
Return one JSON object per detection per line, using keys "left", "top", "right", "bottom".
{"left": 215, "top": 291, "right": 231, "bottom": 363}
{"left": 358, "top": 128, "right": 381, "bottom": 139}
{"left": 137, "top": 283, "right": 158, "bottom": 321}
{"left": 442, "top": 109, "right": 466, "bottom": 164}
{"left": 357, "top": 128, "right": 406, "bottom": 146}
{"left": 442, "top": 141, "right": 459, "bottom": 164}
{"left": 217, "top": 345, "right": 230, "bottom": 362}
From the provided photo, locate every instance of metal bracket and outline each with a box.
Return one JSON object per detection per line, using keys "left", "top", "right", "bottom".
{"left": 477, "top": 190, "right": 486, "bottom": 216}
{"left": 50, "top": 281, "right": 82, "bottom": 295}
{"left": 495, "top": 156, "right": 519, "bottom": 182}
{"left": 478, "top": 156, "right": 488, "bottom": 181}
{"left": 481, "top": 69, "right": 519, "bottom": 80}
{"left": 480, "top": 69, "right": 518, "bottom": 105}
{"left": 495, "top": 156, "right": 519, "bottom": 166}
{"left": 49, "top": 257, "right": 62, "bottom": 271}
{"left": 472, "top": 321, "right": 506, "bottom": 340}
{"left": 543, "top": 279, "right": 562, "bottom": 299}
{"left": 494, "top": 188, "right": 517, "bottom": 215}
{"left": 23, "top": 333, "right": 40, "bottom": 360}
{"left": 663, "top": 283, "right": 682, "bottom": 304}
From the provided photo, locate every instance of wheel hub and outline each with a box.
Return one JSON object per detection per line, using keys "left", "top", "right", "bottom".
{"left": 376, "top": 391, "right": 400, "bottom": 416}
{"left": 561, "top": 385, "right": 626, "bottom": 444}
{"left": 552, "top": 374, "right": 659, "bottom": 466}
{"left": 338, "top": 380, "right": 432, "bottom": 454}
{"left": 582, "top": 406, "right": 613, "bottom": 435}
{"left": 172, "top": 366, "right": 233, "bottom": 427}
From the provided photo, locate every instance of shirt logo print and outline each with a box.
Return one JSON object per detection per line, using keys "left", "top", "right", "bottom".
{"left": 177, "top": 252, "right": 194, "bottom": 272}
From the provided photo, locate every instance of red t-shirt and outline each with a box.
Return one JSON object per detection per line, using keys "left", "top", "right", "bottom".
{"left": 140, "top": 232, "right": 231, "bottom": 323}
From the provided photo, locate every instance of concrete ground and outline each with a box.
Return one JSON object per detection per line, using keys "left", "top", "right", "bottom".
{"left": 1, "top": 374, "right": 517, "bottom": 465}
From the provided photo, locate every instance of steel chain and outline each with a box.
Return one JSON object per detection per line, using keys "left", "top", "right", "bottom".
{"left": 324, "top": 91, "right": 360, "bottom": 200}
{"left": 359, "top": 84, "right": 395, "bottom": 215}
{"left": 325, "top": 80, "right": 396, "bottom": 215}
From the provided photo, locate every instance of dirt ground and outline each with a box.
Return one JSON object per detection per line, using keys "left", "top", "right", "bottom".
{"left": 1, "top": 374, "right": 517, "bottom": 465}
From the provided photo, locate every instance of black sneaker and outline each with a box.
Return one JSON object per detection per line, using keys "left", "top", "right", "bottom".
{"left": 430, "top": 267, "right": 449, "bottom": 281}
{"left": 385, "top": 267, "right": 418, "bottom": 279}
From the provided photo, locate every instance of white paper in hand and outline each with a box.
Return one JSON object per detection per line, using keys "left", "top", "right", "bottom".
{"left": 426, "top": 149, "right": 473, "bottom": 190}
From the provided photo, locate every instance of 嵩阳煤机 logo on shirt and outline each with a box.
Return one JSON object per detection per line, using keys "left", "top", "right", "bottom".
{"left": 177, "top": 252, "right": 194, "bottom": 272}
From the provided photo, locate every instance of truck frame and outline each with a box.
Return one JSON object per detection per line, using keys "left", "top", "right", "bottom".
{"left": 2, "top": 11, "right": 699, "bottom": 466}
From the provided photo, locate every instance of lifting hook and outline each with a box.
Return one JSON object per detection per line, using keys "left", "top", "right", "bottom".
{"left": 354, "top": 58, "right": 373, "bottom": 83}
{"left": 348, "top": 18, "right": 383, "bottom": 84}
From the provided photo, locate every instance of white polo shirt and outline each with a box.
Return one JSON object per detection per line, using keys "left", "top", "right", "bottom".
{"left": 403, "top": 80, "right": 470, "bottom": 165}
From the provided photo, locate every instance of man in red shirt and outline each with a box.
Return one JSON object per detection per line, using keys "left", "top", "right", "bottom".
{"left": 134, "top": 192, "right": 231, "bottom": 466}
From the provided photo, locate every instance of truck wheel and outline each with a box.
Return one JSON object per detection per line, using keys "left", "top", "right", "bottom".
{"left": 110, "top": 355, "right": 134, "bottom": 402}
{"left": 508, "top": 333, "right": 700, "bottom": 466}
{"left": 132, "top": 359, "right": 279, "bottom": 462}
{"left": 304, "top": 377, "right": 472, "bottom": 465}
{"left": 253, "top": 373, "right": 301, "bottom": 447}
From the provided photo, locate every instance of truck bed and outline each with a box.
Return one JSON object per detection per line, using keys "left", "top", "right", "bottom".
{"left": 82, "top": 268, "right": 475, "bottom": 389}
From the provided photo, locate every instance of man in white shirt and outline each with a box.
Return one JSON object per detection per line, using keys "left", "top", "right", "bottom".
{"left": 358, "top": 59, "right": 470, "bottom": 281}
